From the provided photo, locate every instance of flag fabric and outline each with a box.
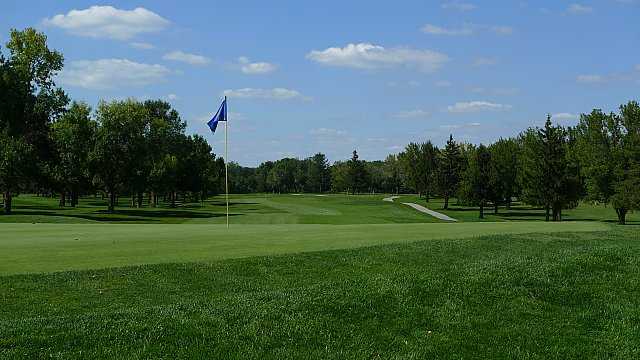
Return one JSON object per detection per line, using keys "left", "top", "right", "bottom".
{"left": 207, "top": 98, "right": 227, "bottom": 133}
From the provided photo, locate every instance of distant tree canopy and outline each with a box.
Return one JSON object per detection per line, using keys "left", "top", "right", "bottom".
{"left": 1, "top": 27, "right": 640, "bottom": 224}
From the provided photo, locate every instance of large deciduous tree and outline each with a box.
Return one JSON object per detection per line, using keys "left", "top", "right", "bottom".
{"left": 462, "top": 144, "right": 493, "bottom": 219}
{"left": 91, "top": 100, "right": 148, "bottom": 212}
{"left": 489, "top": 137, "right": 519, "bottom": 212}
{"left": 576, "top": 103, "right": 640, "bottom": 224}
{"left": 0, "top": 28, "right": 67, "bottom": 213}
{"left": 50, "top": 102, "right": 96, "bottom": 207}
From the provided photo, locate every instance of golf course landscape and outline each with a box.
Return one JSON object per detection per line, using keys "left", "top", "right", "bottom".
{"left": 3, "top": 2, "right": 640, "bottom": 358}
{"left": 2, "top": 194, "right": 639, "bottom": 358}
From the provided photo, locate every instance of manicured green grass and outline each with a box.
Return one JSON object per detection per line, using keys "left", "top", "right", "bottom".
{"left": 0, "top": 221, "right": 608, "bottom": 275}
{"left": 2, "top": 228, "right": 639, "bottom": 359}
{"left": 398, "top": 195, "right": 640, "bottom": 224}
{"left": 1, "top": 193, "right": 439, "bottom": 224}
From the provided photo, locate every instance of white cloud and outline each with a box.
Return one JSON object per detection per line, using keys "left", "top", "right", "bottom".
{"left": 568, "top": 3, "right": 594, "bottom": 14}
{"left": 421, "top": 24, "right": 474, "bottom": 36}
{"left": 422, "top": 23, "right": 512, "bottom": 36}
{"left": 237, "top": 56, "right": 277, "bottom": 74}
{"left": 473, "top": 57, "right": 498, "bottom": 66}
{"left": 577, "top": 74, "right": 605, "bottom": 84}
{"left": 552, "top": 113, "right": 579, "bottom": 120}
{"left": 223, "top": 88, "right": 310, "bottom": 101}
{"left": 393, "top": 110, "right": 431, "bottom": 119}
{"left": 491, "top": 26, "right": 514, "bottom": 35}
{"left": 441, "top": 2, "right": 477, "bottom": 11}
{"left": 163, "top": 51, "right": 211, "bottom": 65}
{"left": 43, "top": 6, "right": 169, "bottom": 40}
{"left": 306, "top": 43, "right": 448, "bottom": 73}
{"left": 58, "top": 59, "right": 170, "bottom": 90}
{"left": 167, "top": 94, "right": 178, "bottom": 100}
{"left": 130, "top": 42, "right": 154, "bottom": 50}
{"left": 440, "top": 122, "right": 482, "bottom": 130}
{"left": 435, "top": 80, "right": 453, "bottom": 87}
{"left": 447, "top": 101, "right": 512, "bottom": 113}
{"left": 310, "top": 128, "right": 347, "bottom": 137}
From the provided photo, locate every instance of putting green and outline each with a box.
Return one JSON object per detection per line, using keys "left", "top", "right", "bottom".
{"left": 0, "top": 221, "right": 608, "bottom": 275}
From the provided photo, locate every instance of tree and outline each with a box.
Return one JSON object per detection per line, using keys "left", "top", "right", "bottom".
{"left": 576, "top": 103, "right": 640, "bottom": 224}
{"left": 91, "top": 100, "right": 148, "bottom": 212}
{"left": 520, "top": 116, "right": 580, "bottom": 221}
{"left": 420, "top": 141, "right": 439, "bottom": 202}
{"left": 50, "top": 102, "right": 96, "bottom": 207}
{"left": 0, "top": 28, "right": 67, "bottom": 212}
{"left": 347, "top": 150, "right": 367, "bottom": 194}
{"left": 0, "top": 132, "right": 31, "bottom": 214}
{"left": 437, "top": 135, "right": 463, "bottom": 209}
{"left": 489, "top": 138, "right": 519, "bottom": 212}
{"left": 399, "top": 143, "right": 425, "bottom": 196}
{"left": 330, "top": 161, "right": 349, "bottom": 193}
{"left": 462, "top": 144, "right": 493, "bottom": 219}
{"left": 383, "top": 154, "right": 402, "bottom": 194}
{"left": 307, "top": 153, "right": 330, "bottom": 193}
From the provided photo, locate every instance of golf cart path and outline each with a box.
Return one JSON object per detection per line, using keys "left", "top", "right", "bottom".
{"left": 384, "top": 196, "right": 458, "bottom": 222}
{"left": 402, "top": 202, "right": 458, "bottom": 222}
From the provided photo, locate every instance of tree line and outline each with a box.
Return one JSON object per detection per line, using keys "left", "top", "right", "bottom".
{"left": 1, "top": 28, "right": 224, "bottom": 214}
{"left": 2, "top": 28, "right": 639, "bottom": 224}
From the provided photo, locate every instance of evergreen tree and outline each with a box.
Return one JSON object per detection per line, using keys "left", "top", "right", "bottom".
{"left": 347, "top": 150, "right": 367, "bottom": 194}
{"left": 437, "top": 135, "right": 463, "bottom": 209}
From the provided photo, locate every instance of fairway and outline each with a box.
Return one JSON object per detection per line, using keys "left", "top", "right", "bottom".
{"left": 0, "top": 221, "right": 608, "bottom": 274}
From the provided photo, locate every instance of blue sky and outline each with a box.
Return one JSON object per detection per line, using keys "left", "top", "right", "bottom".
{"left": 3, "top": 1, "right": 639, "bottom": 165}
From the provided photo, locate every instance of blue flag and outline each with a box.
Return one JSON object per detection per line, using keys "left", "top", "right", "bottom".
{"left": 207, "top": 98, "right": 227, "bottom": 133}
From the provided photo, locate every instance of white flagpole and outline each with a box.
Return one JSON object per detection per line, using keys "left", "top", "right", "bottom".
{"left": 224, "top": 97, "right": 229, "bottom": 228}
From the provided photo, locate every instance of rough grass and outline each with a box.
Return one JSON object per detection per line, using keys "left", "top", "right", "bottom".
{"left": 1, "top": 228, "right": 639, "bottom": 359}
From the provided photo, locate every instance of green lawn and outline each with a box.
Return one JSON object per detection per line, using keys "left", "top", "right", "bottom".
{"left": 0, "top": 193, "right": 439, "bottom": 224}
{"left": 1, "top": 193, "right": 638, "bottom": 358}
{"left": 0, "top": 221, "right": 608, "bottom": 275}
{"left": 2, "top": 228, "right": 639, "bottom": 358}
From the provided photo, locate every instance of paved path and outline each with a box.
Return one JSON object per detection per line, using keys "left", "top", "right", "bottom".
{"left": 383, "top": 195, "right": 458, "bottom": 222}
{"left": 402, "top": 202, "right": 458, "bottom": 222}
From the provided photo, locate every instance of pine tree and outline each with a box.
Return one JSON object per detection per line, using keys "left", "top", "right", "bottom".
{"left": 437, "top": 135, "right": 463, "bottom": 209}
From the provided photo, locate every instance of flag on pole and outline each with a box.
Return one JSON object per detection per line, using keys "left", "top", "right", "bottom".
{"left": 206, "top": 97, "right": 231, "bottom": 228}
{"left": 207, "top": 98, "right": 227, "bottom": 133}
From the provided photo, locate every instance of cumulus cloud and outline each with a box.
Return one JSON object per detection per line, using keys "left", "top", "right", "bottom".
{"left": 393, "top": 110, "right": 430, "bottom": 119}
{"left": 473, "top": 57, "right": 498, "bottom": 66}
{"left": 552, "top": 113, "right": 579, "bottom": 120}
{"left": 130, "top": 42, "right": 154, "bottom": 50}
{"left": 441, "top": 1, "right": 477, "bottom": 11}
{"left": 421, "top": 24, "right": 474, "bottom": 36}
{"left": 58, "top": 59, "right": 170, "bottom": 90}
{"left": 422, "top": 23, "right": 512, "bottom": 36}
{"left": 568, "top": 3, "right": 594, "bottom": 14}
{"left": 447, "top": 101, "right": 512, "bottom": 113}
{"left": 577, "top": 74, "right": 605, "bottom": 84}
{"left": 306, "top": 43, "right": 448, "bottom": 72}
{"left": 43, "top": 6, "right": 169, "bottom": 40}
{"left": 163, "top": 51, "right": 211, "bottom": 65}
{"left": 223, "top": 88, "right": 310, "bottom": 101}
{"left": 167, "top": 94, "right": 178, "bottom": 100}
{"left": 435, "top": 80, "right": 453, "bottom": 87}
{"left": 237, "top": 56, "right": 277, "bottom": 74}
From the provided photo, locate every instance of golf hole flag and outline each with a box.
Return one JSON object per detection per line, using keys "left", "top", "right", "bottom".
{"left": 207, "top": 97, "right": 227, "bottom": 133}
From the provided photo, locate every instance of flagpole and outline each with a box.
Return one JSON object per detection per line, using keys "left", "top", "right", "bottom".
{"left": 224, "top": 96, "right": 229, "bottom": 228}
